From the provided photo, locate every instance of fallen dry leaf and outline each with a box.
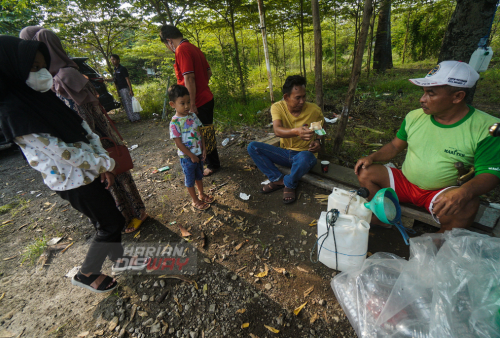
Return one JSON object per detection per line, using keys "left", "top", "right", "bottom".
{"left": 235, "top": 266, "right": 247, "bottom": 273}
{"left": 234, "top": 241, "right": 245, "bottom": 251}
{"left": 304, "top": 286, "right": 314, "bottom": 297}
{"left": 249, "top": 334, "right": 259, "bottom": 338}
{"left": 310, "top": 313, "right": 319, "bottom": 324}
{"left": 236, "top": 309, "right": 246, "bottom": 314}
{"left": 264, "top": 325, "right": 279, "bottom": 334}
{"left": 241, "top": 323, "right": 249, "bottom": 328}
{"left": 255, "top": 264, "right": 269, "bottom": 278}
{"left": 94, "top": 329, "right": 104, "bottom": 336}
{"left": 0, "top": 293, "right": 4, "bottom": 301}
{"left": 294, "top": 302, "right": 307, "bottom": 316}
{"left": 138, "top": 311, "right": 148, "bottom": 317}
{"left": 272, "top": 267, "right": 286, "bottom": 274}
{"left": 133, "top": 231, "right": 141, "bottom": 238}
{"left": 77, "top": 331, "right": 89, "bottom": 338}
{"left": 178, "top": 224, "right": 192, "bottom": 237}
{"left": 3, "top": 255, "right": 17, "bottom": 261}
{"left": 1, "top": 220, "right": 13, "bottom": 225}
{"left": 297, "top": 266, "right": 309, "bottom": 273}
{"left": 203, "top": 258, "right": 211, "bottom": 264}
{"left": 201, "top": 231, "right": 206, "bottom": 248}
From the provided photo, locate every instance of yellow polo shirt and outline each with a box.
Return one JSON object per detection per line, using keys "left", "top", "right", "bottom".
{"left": 271, "top": 100, "right": 324, "bottom": 153}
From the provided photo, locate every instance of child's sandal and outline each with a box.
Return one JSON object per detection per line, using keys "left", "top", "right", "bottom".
{"left": 193, "top": 202, "right": 210, "bottom": 210}
{"left": 199, "top": 195, "right": 215, "bottom": 204}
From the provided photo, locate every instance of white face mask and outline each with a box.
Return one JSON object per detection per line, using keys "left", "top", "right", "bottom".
{"left": 26, "top": 68, "right": 53, "bottom": 92}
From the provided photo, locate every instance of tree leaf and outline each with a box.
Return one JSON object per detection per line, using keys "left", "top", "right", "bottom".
{"left": 255, "top": 264, "right": 269, "bottom": 278}
{"left": 241, "top": 323, "right": 249, "bottom": 328}
{"left": 294, "top": 302, "right": 307, "bottom": 316}
{"left": 304, "top": 286, "right": 314, "bottom": 297}
{"left": 236, "top": 308, "right": 246, "bottom": 314}
{"left": 264, "top": 325, "right": 279, "bottom": 333}
{"left": 178, "top": 224, "right": 191, "bottom": 237}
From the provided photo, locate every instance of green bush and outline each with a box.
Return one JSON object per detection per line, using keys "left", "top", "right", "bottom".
{"left": 133, "top": 79, "right": 169, "bottom": 119}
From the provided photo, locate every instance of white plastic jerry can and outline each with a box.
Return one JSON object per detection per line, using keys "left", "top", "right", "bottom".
{"left": 327, "top": 187, "right": 373, "bottom": 223}
{"left": 317, "top": 212, "right": 370, "bottom": 272}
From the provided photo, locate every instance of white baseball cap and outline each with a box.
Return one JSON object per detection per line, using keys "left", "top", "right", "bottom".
{"left": 409, "top": 61, "right": 479, "bottom": 88}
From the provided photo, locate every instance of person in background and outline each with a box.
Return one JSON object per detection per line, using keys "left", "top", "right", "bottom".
{"left": 19, "top": 27, "right": 148, "bottom": 234}
{"left": 0, "top": 36, "right": 149, "bottom": 292}
{"left": 160, "top": 25, "right": 220, "bottom": 177}
{"left": 108, "top": 54, "right": 140, "bottom": 123}
{"left": 247, "top": 75, "right": 324, "bottom": 204}
{"left": 169, "top": 84, "right": 215, "bottom": 210}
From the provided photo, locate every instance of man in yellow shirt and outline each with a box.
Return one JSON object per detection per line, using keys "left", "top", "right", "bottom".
{"left": 248, "top": 75, "right": 324, "bottom": 204}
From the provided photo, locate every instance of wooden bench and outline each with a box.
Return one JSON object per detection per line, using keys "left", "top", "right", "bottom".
{"left": 257, "top": 136, "right": 500, "bottom": 234}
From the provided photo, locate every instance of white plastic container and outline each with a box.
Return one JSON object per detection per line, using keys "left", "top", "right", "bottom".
{"left": 327, "top": 187, "right": 372, "bottom": 223}
{"left": 317, "top": 212, "right": 370, "bottom": 272}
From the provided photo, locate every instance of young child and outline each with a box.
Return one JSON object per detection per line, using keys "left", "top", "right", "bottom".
{"left": 169, "top": 84, "right": 215, "bottom": 210}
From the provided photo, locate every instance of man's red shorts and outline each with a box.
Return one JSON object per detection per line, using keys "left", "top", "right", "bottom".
{"left": 386, "top": 167, "right": 453, "bottom": 223}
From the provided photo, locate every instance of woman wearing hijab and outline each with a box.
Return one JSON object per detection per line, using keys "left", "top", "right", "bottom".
{"left": 0, "top": 36, "right": 149, "bottom": 292}
{"left": 20, "top": 26, "right": 148, "bottom": 234}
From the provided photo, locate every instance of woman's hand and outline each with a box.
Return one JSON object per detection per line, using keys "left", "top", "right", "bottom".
{"left": 101, "top": 172, "right": 115, "bottom": 189}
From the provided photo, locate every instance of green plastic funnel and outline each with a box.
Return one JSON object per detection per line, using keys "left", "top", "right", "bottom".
{"left": 364, "top": 188, "right": 399, "bottom": 224}
{"left": 364, "top": 188, "right": 412, "bottom": 245}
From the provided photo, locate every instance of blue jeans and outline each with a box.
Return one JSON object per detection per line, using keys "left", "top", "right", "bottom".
{"left": 247, "top": 142, "right": 317, "bottom": 189}
{"left": 180, "top": 156, "right": 204, "bottom": 187}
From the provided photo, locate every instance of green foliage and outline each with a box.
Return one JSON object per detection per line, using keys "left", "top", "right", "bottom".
{"left": 21, "top": 235, "right": 47, "bottom": 265}
{"left": 133, "top": 79, "right": 169, "bottom": 119}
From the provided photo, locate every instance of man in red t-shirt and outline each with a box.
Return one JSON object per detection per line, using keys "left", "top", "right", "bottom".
{"left": 160, "top": 25, "right": 220, "bottom": 176}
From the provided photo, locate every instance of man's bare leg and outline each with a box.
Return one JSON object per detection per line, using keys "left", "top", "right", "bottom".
{"left": 356, "top": 164, "right": 392, "bottom": 226}
{"left": 435, "top": 196, "right": 479, "bottom": 233}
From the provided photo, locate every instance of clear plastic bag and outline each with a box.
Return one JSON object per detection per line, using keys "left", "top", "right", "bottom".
{"left": 332, "top": 229, "right": 500, "bottom": 338}
{"left": 132, "top": 97, "right": 143, "bottom": 113}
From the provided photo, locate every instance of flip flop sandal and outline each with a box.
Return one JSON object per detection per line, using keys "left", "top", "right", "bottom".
{"left": 193, "top": 202, "right": 210, "bottom": 211}
{"left": 203, "top": 168, "right": 216, "bottom": 177}
{"left": 283, "top": 187, "right": 296, "bottom": 204}
{"left": 199, "top": 195, "right": 215, "bottom": 204}
{"left": 72, "top": 272, "right": 118, "bottom": 293}
{"left": 112, "top": 256, "right": 151, "bottom": 274}
{"left": 261, "top": 182, "right": 285, "bottom": 194}
{"left": 123, "top": 218, "right": 144, "bottom": 234}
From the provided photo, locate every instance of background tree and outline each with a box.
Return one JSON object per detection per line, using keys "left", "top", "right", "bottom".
{"left": 372, "top": 0, "right": 393, "bottom": 72}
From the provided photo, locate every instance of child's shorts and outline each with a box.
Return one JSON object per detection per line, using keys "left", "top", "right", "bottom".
{"left": 180, "top": 156, "right": 204, "bottom": 187}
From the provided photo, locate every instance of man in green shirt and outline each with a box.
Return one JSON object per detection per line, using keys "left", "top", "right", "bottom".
{"left": 355, "top": 61, "right": 500, "bottom": 233}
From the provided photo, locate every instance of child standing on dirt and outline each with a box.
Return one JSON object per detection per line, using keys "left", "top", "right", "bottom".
{"left": 169, "top": 84, "right": 215, "bottom": 210}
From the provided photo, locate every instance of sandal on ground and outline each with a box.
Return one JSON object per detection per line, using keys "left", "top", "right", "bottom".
{"left": 261, "top": 182, "right": 285, "bottom": 194}
{"left": 123, "top": 213, "right": 149, "bottom": 234}
{"left": 193, "top": 201, "right": 210, "bottom": 210}
{"left": 112, "top": 256, "right": 151, "bottom": 274}
{"left": 283, "top": 187, "right": 296, "bottom": 204}
{"left": 72, "top": 272, "right": 118, "bottom": 293}
{"left": 203, "top": 168, "right": 216, "bottom": 177}
{"left": 199, "top": 194, "right": 215, "bottom": 204}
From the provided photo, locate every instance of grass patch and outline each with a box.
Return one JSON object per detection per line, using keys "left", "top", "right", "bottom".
{"left": 0, "top": 201, "right": 18, "bottom": 215}
{"left": 21, "top": 235, "right": 48, "bottom": 265}
{"left": 0, "top": 198, "right": 30, "bottom": 217}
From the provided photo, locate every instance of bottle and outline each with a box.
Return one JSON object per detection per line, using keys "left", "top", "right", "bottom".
{"left": 222, "top": 138, "right": 229, "bottom": 146}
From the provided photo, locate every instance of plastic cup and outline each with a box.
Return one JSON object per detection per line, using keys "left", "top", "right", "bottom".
{"left": 321, "top": 160, "right": 330, "bottom": 173}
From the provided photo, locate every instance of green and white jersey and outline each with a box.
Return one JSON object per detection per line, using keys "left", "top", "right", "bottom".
{"left": 396, "top": 106, "right": 500, "bottom": 191}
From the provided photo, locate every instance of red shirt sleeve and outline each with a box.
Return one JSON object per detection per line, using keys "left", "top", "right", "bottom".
{"left": 177, "top": 49, "right": 194, "bottom": 76}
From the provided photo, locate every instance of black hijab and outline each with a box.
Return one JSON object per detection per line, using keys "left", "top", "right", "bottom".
{"left": 0, "top": 36, "right": 89, "bottom": 144}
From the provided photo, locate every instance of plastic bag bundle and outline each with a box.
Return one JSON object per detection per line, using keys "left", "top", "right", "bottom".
{"left": 332, "top": 229, "right": 500, "bottom": 338}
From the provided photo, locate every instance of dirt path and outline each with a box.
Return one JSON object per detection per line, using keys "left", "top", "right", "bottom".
{"left": 0, "top": 115, "right": 435, "bottom": 338}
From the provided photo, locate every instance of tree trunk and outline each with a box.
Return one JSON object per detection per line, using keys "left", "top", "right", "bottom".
{"left": 333, "top": 0, "right": 373, "bottom": 153}
{"left": 257, "top": 0, "right": 274, "bottom": 102}
{"left": 300, "top": 0, "right": 306, "bottom": 77}
{"left": 373, "top": 0, "right": 392, "bottom": 72}
{"left": 402, "top": 8, "right": 411, "bottom": 64}
{"left": 438, "top": 0, "right": 497, "bottom": 104}
{"left": 229, "top": 10, "right": 246, "bottom": 102}
{"left": 256, "top": 33, "right": 262, "bottom": 79}
{"left": 366, "top": 0, "right": 377, "bottom": 77}
{"left": 282, "top": 31, "right": 286, "bottom": 77}
{"left": 298, "top": 31, "right": 302, "bottom": 76}
{"left": 334, "top": 11, "right": 337, "bottom": 78}
{"left": 439, "top": 0, "right": 497, "bottom": 62}
{"left": 311, "top": 0, "right": 323, "bottom": 110}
